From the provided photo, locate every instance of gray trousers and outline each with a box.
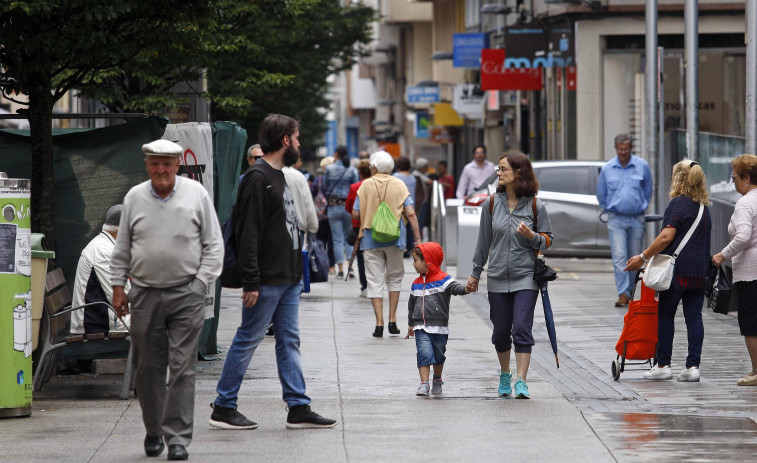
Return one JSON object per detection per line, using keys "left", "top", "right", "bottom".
{"left": 129, "top": 279, "right": 205, "bottom": 447}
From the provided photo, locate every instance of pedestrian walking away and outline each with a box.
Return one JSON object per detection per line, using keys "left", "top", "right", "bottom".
{"left": 110, "top": 139, "right": 223, "bottom": 461}
{"left": 393, "top": 157, "right": 419, "bottom": 257}
{"left": 210, "top": 114, "right": 336, "bottom": 431}
{"left": 468, "top": 150, "right": 553, "bottom": 399}
{"left": 456, "top": 145, "right": 495, "bottom": 199}
{"left": 712, "top": 154, "right": 757, "bottom": 386}
{"left": 626, "top": 160, "right": 712, "bottom": 383}
{"left": 345, "top": 159, "right": 373, "bottom": 297}
{"left": 405, "top": 242, "right": 470, "bottom": 396}
{"left": 325, "top": 146, "right": 359, "bottom": 277}
{"left": 352, "top": 150, "right": 421, "bottom": 337}
{"left": 596, "top": 133, "right": 653, "bottom": 308}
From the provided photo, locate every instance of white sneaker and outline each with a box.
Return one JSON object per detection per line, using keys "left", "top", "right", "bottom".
{"left": 416, "top": 382, "right": 429, "bottom": 396}
{"left": 677, "top": 366, "right": 700, "bottom": 382}
{"left": 643, "top": 365, "right": 673, "bottom": 381}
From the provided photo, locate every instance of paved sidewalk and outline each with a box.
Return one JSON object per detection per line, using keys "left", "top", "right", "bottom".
{"left": 3, "top": 257, "right": 757, "bottom": 462}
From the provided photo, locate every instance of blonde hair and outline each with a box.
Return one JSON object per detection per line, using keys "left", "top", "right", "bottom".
{"left": 732, "top": 153, "right": 757, "bottom": 184}
{"left": 669, "top": 159, "right": 710, "bottom": 205}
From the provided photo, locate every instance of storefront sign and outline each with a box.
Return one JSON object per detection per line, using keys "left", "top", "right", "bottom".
{"left": 453, "top": 33, "right": 489, "bottom": 68}
{"left": 504, "top": 25, "right": 573, "bottom": 68}
{"left": 415, "top": 112, "right": 430, "bottom": 139}
{"left": 406, "top": 85, "right": 440, "bottom": 104}
{"left": 452, "top": 84, "right": 485, "bottom": 119}
{"left": 430, "top": 126, "right": 456, "bottom": 144}
{"left": 481, "top": 49, "right": 543, "bottom": 91}
{"left": 432, "top": 103, "right": 464, "bottom": 126}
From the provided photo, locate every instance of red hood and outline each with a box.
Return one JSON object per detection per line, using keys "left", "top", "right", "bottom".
{"left": 413, "top": 242, "right": 446, "bottom": 284}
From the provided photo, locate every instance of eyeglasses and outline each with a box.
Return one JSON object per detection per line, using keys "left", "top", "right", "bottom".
{"left": 495, "top": 166, "right": 512, "bottom": 173}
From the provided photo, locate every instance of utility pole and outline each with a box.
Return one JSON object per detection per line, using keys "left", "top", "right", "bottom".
{"left": 747, "top": 0, "right": 757, "bottom": 154}
{"left": 685, "top": 0, "right": 699, "bottom": 160}
{"left": 646, "top": 0, "right": 658, "bottom": 220}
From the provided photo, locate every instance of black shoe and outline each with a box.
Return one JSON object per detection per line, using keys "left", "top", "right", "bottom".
{"left": 372, "top": 326, "right": 383, "bottom": 337}
{"left": 286, "top": 405, "right": 337, "bottom": 429}
{"left": 387, "top": 322, "right": 400, "bottom": 335}
{"left": 143, "top": 435, "right": 164, "bottom": 457}
{"left": 167, "top": 444, "right": 188, "bottom": 461}
{"left": 265, "top": 323, "right": 275, "bottom": 337}
{"left": 337, "top": 271, "right": 344, "bottom": 278}
{"left": 209, "top": 403, "right": 259, "bottom": 430}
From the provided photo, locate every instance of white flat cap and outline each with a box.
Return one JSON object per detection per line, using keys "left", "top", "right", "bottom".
{"left": 142, "top": 139, "right": 183, "bottom": 156}
{"left": 415, "top": 157, "right": 429, "bottom": 168}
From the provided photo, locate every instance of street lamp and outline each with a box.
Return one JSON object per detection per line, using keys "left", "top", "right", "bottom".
{"left": 480, "top": 4, "right": 512, "bottom": 15}
{"left": 430, "top": 51, "right": 454, "bottom": 60}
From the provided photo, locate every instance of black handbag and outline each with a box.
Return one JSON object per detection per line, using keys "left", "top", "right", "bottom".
{"left": 708, "top": 264, "right": 732, "bottom": 315}
{"left": 534, "top": 258, "right": 558, "bottom": 282}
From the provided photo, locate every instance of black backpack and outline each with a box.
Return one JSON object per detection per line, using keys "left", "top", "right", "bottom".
{"left": 220, "top": 165, "right": 272, "bottom": 288}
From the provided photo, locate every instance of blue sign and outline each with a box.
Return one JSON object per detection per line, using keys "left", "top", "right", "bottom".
{"left": 325, "top": 120, "right": 337, "bottom": 157}
{"left": 415, "top": 112, "right": 430, "bottom": 139}
{"left": 406, "top": 86, "right": 440, "bottom": 104}
{"left": 346, "top": 127, "right": 358, "bottom": 158}
{"left": 453, "top": 33, "right": 488, "bottom": 68}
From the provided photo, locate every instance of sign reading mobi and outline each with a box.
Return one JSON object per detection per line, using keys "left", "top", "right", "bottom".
{"left": 480, "top": 49, "right": 542, "bottom": 91}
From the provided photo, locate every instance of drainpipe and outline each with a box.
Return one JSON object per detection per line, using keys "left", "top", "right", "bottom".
{"left": 685, "top": 0, "right": 699, "bottom": 161}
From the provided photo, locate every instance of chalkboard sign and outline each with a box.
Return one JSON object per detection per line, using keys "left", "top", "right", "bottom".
{"left": 0, "top": 222, "right": 17, "bottom": 273}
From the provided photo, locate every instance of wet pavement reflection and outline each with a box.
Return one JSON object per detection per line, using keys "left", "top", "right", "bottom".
{"left": 584, "top": 412, "right": 757, "bottom": 462}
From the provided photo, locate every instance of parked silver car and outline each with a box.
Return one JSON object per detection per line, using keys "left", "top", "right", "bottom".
{"left": 463, "top": 160, "right": 611, "bottom": 257}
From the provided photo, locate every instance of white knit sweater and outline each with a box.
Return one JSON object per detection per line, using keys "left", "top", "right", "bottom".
{"left": 721, "top": 188, "right": 757, "bottom": 283}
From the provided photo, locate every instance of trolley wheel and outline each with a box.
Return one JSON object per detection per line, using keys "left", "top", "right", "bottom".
{"left": 611, "top": 359, "right": 621, "bottom": 381}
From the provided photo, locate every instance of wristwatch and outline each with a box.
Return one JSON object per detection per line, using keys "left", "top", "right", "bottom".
{"left": 639, "top": 252, "right": 649, "bottom": 263}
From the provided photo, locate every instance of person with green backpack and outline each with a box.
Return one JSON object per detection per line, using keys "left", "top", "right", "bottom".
{"left": 352, "top": 150, "right": 421, "bottom": 337}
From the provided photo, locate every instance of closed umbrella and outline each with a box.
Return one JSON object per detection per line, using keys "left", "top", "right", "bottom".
{"left": 539, "top": 281, "right": 559, "bottom": 368}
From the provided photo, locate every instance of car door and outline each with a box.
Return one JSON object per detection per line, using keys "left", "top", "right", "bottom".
{"left": 534, "top": 166, "right": 604, "bottom": 257}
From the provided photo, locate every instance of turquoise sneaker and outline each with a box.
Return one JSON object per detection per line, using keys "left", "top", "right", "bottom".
{"left": 514, "top": 378, "right": 530, "bottom": 399}
{"left": 498, "top": 370, "right": 512, "bottom": 397}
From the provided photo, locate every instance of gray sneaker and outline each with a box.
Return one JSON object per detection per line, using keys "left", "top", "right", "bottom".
{"left": 431, "top": 378, "right": 443, "bottom": 394}
{"left": 416, "top": 382, "right": 430, "bottom": 396}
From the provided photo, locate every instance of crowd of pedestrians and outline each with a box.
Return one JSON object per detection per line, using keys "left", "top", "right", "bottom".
{"left": 94, "top": 116, "right": 757, "bottom": 460}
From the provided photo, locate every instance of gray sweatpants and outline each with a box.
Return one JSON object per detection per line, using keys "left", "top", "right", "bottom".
{"left": 129, "top": 279, "right": 205, "bottom": 447}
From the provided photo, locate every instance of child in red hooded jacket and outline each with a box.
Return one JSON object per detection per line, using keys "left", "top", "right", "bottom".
{"left": 405, "top": 242, "right": 471, "bottom": 396}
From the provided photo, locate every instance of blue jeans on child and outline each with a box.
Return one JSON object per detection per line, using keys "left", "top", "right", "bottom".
{"left": 214, "top": 281, "right": 310, "bottom": 409}
{"left": 656, "top": 285, "right": 704, "bottom": 368}
{"left": 607, "top": 213, "right": 646, "bottom": 297}
{"left": 415, "top": 330, "right": 448, "bottom": 367}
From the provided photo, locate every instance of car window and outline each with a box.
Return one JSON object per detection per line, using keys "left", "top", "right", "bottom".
{"left": 535, "top": 167, "right": 595, "bottom": 195}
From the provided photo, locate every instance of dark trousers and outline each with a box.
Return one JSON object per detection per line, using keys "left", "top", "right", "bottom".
{"left": 317, "top": 219, "right": 335, "bottom": 267}
{"left": 656, "top": 285, "right": 704, "bottom": 368}
{"left": 405, "top": 223, "right": 414, "bottom": 254}
{"left": 357, "top": 250, "right": 367, "bottom": 291}
{"left": 488, "top": 290, "right": 539, "bottom": 353}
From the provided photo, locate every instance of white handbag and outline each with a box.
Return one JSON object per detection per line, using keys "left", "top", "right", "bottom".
{"left": 642, "top": 204, "right": 704, "bottom": 291}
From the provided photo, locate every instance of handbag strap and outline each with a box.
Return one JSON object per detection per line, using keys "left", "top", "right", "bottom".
{"left": 325, "top": 165, "right": 348, "bottom": 198}
{"left": 672, "top": 203, "right": 705, "bottom": 257}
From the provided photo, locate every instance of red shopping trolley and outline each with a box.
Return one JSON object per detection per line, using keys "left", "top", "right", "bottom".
{"left": 611, "top": 270, "right": 658, "bottom": 381}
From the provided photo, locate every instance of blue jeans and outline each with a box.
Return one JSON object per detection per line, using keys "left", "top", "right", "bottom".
{"left": 414, "top": 330, "right": 448, "bottom": 367}
{"left": 607, "top": 213, "right": 645, "bottom": 297}
{"left": 215, "top": 281, "right": 310, "bottom": 408}
{"left": 656, "top": 285, "right": 704, "bottom": 368}
{"left": 327, "top": 206, "right": 352, "bottom": 265}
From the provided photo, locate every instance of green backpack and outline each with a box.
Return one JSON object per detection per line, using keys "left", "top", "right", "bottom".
{"left": 370, "top": 179, "right": 401, "bottom": 243}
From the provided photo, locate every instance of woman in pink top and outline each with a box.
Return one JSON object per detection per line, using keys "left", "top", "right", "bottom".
{"left": 713, "top": 154, "right": 757, "bottom": 386}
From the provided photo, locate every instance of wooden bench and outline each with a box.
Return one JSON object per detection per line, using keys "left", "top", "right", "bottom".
{"left": 33, "top": 268, "right": 134, "bottom": 399}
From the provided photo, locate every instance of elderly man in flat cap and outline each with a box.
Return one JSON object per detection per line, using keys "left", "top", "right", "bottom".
{"left": 111, "top": 139, "right": 223, "bottom": 461}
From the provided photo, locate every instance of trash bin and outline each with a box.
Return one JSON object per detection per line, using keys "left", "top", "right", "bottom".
{"left": 0, "top": 173, "right": 33, "bottom": 418}
{"left": 456, "top": 205, "right": 482, "bottom": 279}
{"left": 30, "top": 233, "right": 54, "bottom": 351}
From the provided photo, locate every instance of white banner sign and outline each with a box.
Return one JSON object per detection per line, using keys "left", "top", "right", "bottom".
{"left": 453, "top": 84, "right": 486, "bottom": 119}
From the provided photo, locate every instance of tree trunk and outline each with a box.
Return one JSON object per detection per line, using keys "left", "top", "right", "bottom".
{"left": 27, "top": 78, "right": 56, "bottom": 258}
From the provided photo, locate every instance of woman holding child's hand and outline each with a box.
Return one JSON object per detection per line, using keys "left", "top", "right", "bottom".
{"left": 469, "top": 151, "right": 553, "bottom": 400}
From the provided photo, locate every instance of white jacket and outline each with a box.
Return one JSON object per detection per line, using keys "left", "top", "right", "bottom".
{"left": 283, "top": 166, "right": 319, "bottom": 233}
{"left": 70, "top": 230, "right": 130, "bottom": 334}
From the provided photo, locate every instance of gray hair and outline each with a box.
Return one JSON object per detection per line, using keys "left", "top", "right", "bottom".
{"left": 103, "top": 204, "right": 122, "bottom": 232}
{"left": 614, "top": 133, "right": 632, "bottom": 146}
{"left": 370, "top": 150, "right": 395, "bottom": 174}
{"left": 247, "top": 144, "right": 261, "bottom": 159}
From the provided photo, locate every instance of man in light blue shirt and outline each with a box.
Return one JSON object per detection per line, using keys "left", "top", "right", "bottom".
{"left": 596, "top": 133, "right": 653, "bottom": 307}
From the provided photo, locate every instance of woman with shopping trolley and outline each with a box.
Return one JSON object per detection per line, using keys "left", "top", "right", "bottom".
{"left": 625, "top": 160, "right": 712, "bottom": 382}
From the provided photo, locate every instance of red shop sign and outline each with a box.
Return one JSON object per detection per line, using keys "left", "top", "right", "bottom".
{"left": 480, "top": 49, "right": 543, "bottom": 91}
